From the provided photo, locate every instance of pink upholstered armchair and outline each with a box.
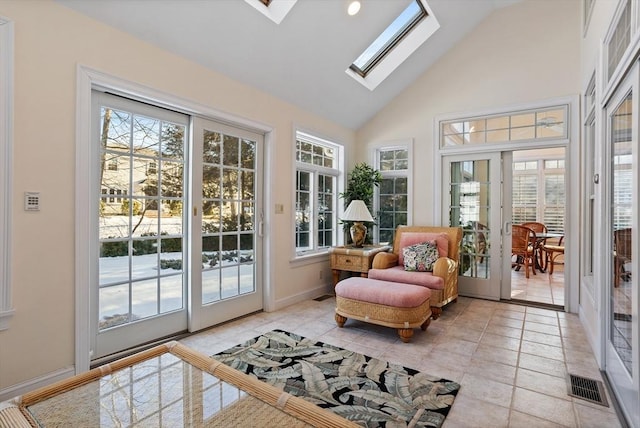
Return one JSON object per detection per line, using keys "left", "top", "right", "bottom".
{"left": 368, "top": 226, "right": 462, "bottom": 319}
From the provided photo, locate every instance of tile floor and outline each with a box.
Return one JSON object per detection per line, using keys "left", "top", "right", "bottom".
{"left": 511, "top": 264, "right": 565, "bottom": 307}
{"left": 180, "top": 295, "right": 624, "bottom": 428}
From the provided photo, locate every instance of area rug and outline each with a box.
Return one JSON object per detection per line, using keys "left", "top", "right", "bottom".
{"left": 211, "top": 329, "right": 460, "bottom": 427}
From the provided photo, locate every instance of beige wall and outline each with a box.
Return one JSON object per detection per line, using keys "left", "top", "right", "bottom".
{"left": 0, "top": 0, "right": 353, "bottom": 392}
{"left": 357, "top": 0, "right": 581, "bottom": 225}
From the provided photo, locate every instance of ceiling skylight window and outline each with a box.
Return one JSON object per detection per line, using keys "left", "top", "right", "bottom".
{"left": 347, "top": 0, "right": 439, "bottom": 91}
{"left": 244, "top": 0, "right": 296, "bottom": 25}
{"left": 350, "top": 1, "right": 426, "bottom": 77}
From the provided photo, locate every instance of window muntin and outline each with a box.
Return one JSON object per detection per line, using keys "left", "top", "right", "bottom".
{"left": 441, "top": 106, "right": 568, "bottom": 147}
{"left": 295, "top": 133, "right": 340, "bottom": 256}
{"left": 374, "top": 147, "right": 410, "bottom": 245}
{"left": 350, "top": 0, "right": 427, "bottom": 78}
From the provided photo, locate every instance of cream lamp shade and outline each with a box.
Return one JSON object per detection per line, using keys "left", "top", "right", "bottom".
{"left": 342, "top": 200, "right": 374, "bottom": 247}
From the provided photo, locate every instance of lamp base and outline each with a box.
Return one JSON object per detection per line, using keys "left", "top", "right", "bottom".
{"left": 350, "top": 222, "right": 367, "bottom": 248}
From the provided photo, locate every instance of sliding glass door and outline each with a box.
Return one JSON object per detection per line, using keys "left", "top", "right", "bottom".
{"left": 92, "top": 93, "right": 264, "bottom": 360}
{"left": 605, "top": 65, "right": 639, "bottom": 423}
{"left": 93, "top": 92, "right": 189, "bottom": 359}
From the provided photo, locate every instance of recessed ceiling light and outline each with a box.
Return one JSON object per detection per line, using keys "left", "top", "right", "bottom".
{"left": 348, "top": 1, "right": 361, "bottom": 16}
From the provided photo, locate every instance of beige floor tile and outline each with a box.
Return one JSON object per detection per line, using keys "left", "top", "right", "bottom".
{"left": 574, "top": 402, "right": 623, "bottom": 428}
{"left": 521, "top": 340, "right": 565, "bottom": 361}
{"left": 479, "top": 332, "right": 522, "bottom": 352}
{"left": 508, "top": 410, "right": 566, "bottom": 427}
{"left": 485, "top": 323, "right": 523, "bottom": 339}
{"left": 489, "top": 315, "right": 525, "bottom": 329}
{"left": 444, "top": 394, "right": 510, "bottom": 428}
{"left": 458, "top": 373, "right": 514, "bottom": 408}
{"left": 512, "top": 388, "right": 576, "bottom": 427}
{"left": 518, "top": 353, "right": 567, "bottom": 378}
{"left": 525, "top": 313, "right": 559, "bottom": 326}
{"left": 522, "top": 329, "right": 563, "bottom": 347}
{"left": 473, "top": 343, "right": 519, "bottom": 366}
{"left": 466, "top": 358, "right": 517, "bottom": 385}
{"left": 515, "top": 368, "right": 570, "bottom": 399}
{"left": 524, "top": 320, "right": 561, "bottom": 336}
{"left": 433, "top": 336, "right": 479, "bottom": 357}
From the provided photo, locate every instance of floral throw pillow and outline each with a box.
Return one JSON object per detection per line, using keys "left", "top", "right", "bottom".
{"left": 403, "top": 241, "right": 439, "bottom": 272}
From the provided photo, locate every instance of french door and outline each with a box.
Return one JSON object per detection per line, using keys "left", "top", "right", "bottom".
{"left": 442, "top": 152, "right": 504, "bottom": 300}
{"left": 92, "top": 92, "right": 263, "bottom": 359}
{"left": 604, "top": 64, "right": 639, "bottom": 423}
{"left": 189, "top": 117, "right": 263, "bottom": 332}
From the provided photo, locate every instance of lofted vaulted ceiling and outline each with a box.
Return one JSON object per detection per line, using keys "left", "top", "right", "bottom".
{"left": 55, "top": 0, "right": 521, "bottom": 130}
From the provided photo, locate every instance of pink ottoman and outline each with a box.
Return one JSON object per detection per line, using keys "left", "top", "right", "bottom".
{"left": 334, "top": 277, "right": 432, "bottom": 343}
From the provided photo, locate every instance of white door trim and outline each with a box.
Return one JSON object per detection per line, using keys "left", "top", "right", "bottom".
{"left": 75, "top": 65, "right": 274, "bottom": 373}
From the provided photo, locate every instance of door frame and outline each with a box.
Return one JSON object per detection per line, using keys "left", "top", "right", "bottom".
{"left": 602, "top": 62, "right": 640, "bottom": 423}
{"left": 75, "top": 66, "right": 274, "bottom": 373}
{"left": 433, "top": 95, "right": 579, "bottom": 311}
{"left": 441, "top": 152, "right": 503, "bottom": 301}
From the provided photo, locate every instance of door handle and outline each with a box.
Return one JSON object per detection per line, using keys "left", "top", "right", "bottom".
{"left": 504, "top": 221, "right": 512, "bottom": 235}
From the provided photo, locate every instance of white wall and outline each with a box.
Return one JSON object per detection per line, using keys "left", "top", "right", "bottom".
{"left": 357, "top": 0, "right": 581, "bottom": 225}
{"left": 0, "top": 0, "right": 352, "bottom": 394}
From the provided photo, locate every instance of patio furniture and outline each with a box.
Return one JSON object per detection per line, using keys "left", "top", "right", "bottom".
{"left": 512, "top": 225, "right": 536, "bottom": 278}
{"left": 367, "top": 225, "right": 462, "bottom": 319}
{"left": 614, "top": 228, "right": 632, "bottom": 287}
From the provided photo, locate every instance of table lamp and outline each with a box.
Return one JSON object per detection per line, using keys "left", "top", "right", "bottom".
{"left": 342, "top": 200, "right": 374, "bottom": 248}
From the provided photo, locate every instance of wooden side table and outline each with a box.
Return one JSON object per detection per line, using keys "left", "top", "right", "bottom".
{"left": 329, "top": 245, "right": 391, "bottom": 287}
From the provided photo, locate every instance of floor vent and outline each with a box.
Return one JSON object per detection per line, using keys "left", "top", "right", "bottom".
{"left": 313, "top": 294, "right": 334, "bottom": 302}
{"left": 567, "top": 374, "right": 609, "bottom": 407}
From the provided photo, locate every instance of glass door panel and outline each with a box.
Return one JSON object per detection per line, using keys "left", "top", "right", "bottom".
{"left": 443, "top": 153, "right": 502, "bottom": 300}
{"left": 605, "top": 66, "right": 638, "bottom": 425}
{"left": 191, "top": 117, "right": 263, "bottom": 331}
{"left": 94, "top": 92, "right": 189, "bottom": 360}
{"left": 611, "top": 92, "right": 633, "bottom": 374}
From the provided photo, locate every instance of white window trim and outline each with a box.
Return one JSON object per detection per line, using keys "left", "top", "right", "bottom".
{"left": 346, "top": 0, "right": 439, "bottom": 91}
{"left": 291, "top": 129, "right": 344, "bottom": 261}
{"left": 0, "top": 17, "right": 14, "bottom": 330}
{"left": 370, "top": 140, "right": 413, "bottom": 243}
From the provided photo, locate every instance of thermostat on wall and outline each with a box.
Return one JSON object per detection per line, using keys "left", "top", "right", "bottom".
{"left": 24, "top": 192, "right": 41, "bottom": 211}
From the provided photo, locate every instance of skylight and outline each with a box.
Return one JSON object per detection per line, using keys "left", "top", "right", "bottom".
{"left": 244, "top": 0, "right": 296, "bottom": 25}
{"left": 350, "top": 1, "right": 427, "bottom": 77}
{"left": 346, "top": 0, "right": 439, "bottom": 91}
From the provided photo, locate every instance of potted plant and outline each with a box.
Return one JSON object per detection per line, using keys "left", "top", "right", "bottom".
{"left": 340, "top": 162, "right": 382, "bottom": 246}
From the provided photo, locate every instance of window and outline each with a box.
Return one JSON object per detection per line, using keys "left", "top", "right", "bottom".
{"left": 441, "top": 106, "right": 568, "bottom": 147}
{"left": 583, "top": 78, "right": 597, "bottom": 274}
{"left": 0, "top": 17, "right": 13, "bottom": 330}
{"left": 295, "top": 132, "right": 341, "bottom": 256}
{"left": 374, "top": 146, "right": 411, "bottom": 244}
{"left": 350, "top": 1, "right": 427, "bottom": 78}
{"left": 607, "top": 0, "right": 631, "bottom": 81}
{"left": 244, "top": 0, "right": 296, "bottom": 24}
{"left": 346, "top": 0, "right": 439, "bottom": 91}
{"left": 512, "top": 158, "right": 565, "bottom": 233}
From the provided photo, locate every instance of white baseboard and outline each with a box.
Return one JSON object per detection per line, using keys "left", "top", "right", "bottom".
{"left": 269, "top": 284, "right": 332, "bottom": 312}
{"left": 0, "top": 366, "right": 75, "bottom": 403}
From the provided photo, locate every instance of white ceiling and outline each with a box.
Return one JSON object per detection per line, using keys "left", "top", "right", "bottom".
{"left": 55, "top": 0, "right": 521, "bottom": 130}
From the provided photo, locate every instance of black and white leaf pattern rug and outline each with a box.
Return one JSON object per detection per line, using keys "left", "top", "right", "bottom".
{"left": 211, "top": 329, "right": 460, "bottom": 427}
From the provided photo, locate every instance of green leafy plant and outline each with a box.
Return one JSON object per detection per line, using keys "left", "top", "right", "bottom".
{"left": 340, "top": 162, "right": 382, "bottom": 244}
